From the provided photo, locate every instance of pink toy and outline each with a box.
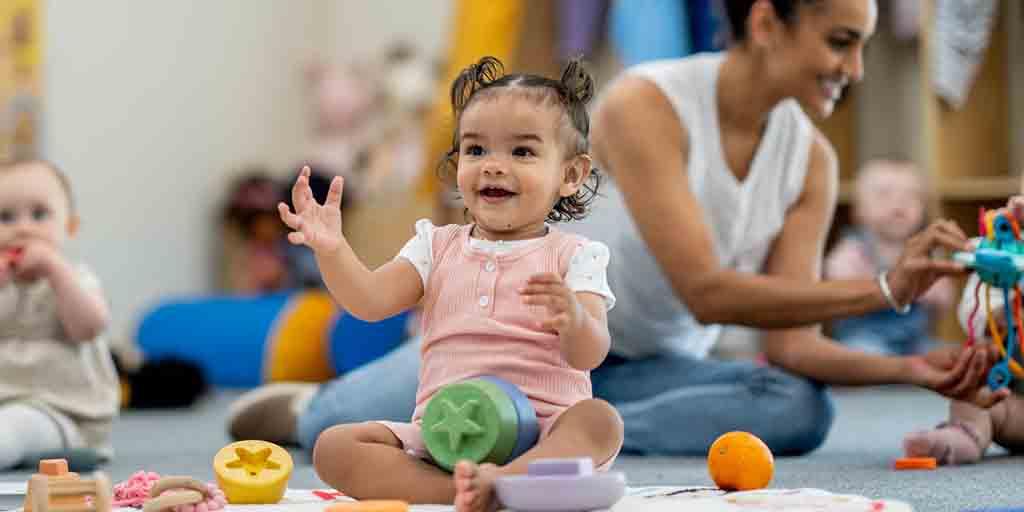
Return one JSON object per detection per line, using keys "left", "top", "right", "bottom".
{"left": 112, "top": 473, "right": 226, "bottom": 512}
{"left": 3, "top": 247, "right": 23, "bottom": 267}
{"left": 113, "top": 472, "right": 161, "bottom": 508}
{"left": 495, "top": 458, "right": 626, "bottom": 512}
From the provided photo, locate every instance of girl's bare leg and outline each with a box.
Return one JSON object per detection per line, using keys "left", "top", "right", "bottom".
{"left": 313, "top": 422, "right": 455, "bottom": 503}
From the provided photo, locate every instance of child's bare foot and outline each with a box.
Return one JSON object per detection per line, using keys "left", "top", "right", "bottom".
{"left": 453, "top": 461, "right": 501, "bottom": 512}
{"left": 903, "top": 422, "right": 984, "bottom": 465}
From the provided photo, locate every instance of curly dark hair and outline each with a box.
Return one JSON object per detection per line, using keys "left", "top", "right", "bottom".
{"left": 437, "top": 56, "right": 600, "bottom": 223}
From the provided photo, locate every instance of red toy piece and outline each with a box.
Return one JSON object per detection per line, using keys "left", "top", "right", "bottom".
{"left": 312, "top": 490, "right": 346, "bottom": 501}
{"left": 3, "top": 247, "right": 24, "bottom": 267}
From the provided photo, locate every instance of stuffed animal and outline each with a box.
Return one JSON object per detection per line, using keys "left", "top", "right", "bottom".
{"left": 304, "top": 60, "right": 381, "bottom": 203}
{"left": 360, "top": 43, "right": 439, "bottom": 197}
{"left": 303, "top": 46, "right": 439, "bottom": 201}
{"left": 222, "top": 169, "right": 289, "bottom": 294}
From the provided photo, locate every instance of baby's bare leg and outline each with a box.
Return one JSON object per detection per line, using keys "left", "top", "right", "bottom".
{"left": 313, "top": 422, "right": 454, "bottom": 503}
{"left": 949, "top": 399, "right": 996, "bottom": 448}
{"left": 453, "top": 399, "right": 623, "bottom": 512}
{"left": 992, "top": 394, "right": 1024, "bottom": 453}
{"left": 903, "top": 399, "right": 994, "bottom": 465}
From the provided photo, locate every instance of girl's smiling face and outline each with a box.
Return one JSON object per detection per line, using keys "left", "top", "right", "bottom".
{"left": 456, "top": 91, "right": 587, "bottom": 241}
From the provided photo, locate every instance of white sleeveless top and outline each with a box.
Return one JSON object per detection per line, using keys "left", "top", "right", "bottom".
{"left": 566, "top": 53, "right": 815, "bottom": 358}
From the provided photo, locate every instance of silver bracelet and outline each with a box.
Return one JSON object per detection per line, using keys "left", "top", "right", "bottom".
{"left": 878, "top": 270, "right": 911, "bottom": 315}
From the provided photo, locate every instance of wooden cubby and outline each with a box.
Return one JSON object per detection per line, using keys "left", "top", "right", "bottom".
{"left": 923, "top": 0, "right": 1021, "bottom": 341}
{"left": 825, "top": 0, "right": 1023, "bottom": 343}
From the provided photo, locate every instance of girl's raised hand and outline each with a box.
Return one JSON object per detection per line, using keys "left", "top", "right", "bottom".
{"left": 279, "top": 166, "right": 345, "bottom": 254}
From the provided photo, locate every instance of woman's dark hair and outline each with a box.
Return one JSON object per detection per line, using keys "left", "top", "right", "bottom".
{"left": 437, "top": 56, "right": 600, "bottom": 223}
{"left": 724, "top": 0, "right": 824, "bottom": 42}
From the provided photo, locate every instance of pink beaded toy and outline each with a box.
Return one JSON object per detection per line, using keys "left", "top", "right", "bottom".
{"left": 112, "top": 472, "right": 227, "bottom": 512}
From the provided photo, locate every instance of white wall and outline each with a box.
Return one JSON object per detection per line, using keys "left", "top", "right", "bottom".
{"left": 325, "top": 0, "right": 452, "bottom": 63}
{"left": 44, "top": 1, "right": 329, "bottom": 335}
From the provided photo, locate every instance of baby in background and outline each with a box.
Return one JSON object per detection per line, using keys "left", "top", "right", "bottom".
{"left": 825, "top": 159, "right": 955, "bottom": 355}
{"left": 0, "top": 159, "right": 119, "bottom": 470}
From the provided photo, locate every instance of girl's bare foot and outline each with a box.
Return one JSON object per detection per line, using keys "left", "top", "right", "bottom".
{"left": 453, "top": 461, "right": 501, "bottom": 512}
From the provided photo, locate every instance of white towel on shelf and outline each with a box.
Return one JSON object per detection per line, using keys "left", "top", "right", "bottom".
{"left": 931, "top": 0, "right": 1000, "bottom": 109}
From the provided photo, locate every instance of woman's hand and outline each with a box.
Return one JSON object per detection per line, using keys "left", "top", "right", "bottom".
{"left": 886, "top": 220, "right": 970, "bottom": 308}
{"left": 904, "top": 343, "right": 1010, "bottom": 408}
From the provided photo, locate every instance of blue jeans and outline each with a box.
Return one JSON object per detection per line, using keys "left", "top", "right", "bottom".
{"left": 297, "top": 338, "right": 834, "bottom": 456}
{"left": 831, "top": 307, "right": 938, "bottom": 356}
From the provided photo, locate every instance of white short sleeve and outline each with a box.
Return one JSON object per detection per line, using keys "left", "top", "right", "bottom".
{"left": 395, "top": 218, "right": 437, "bottom": 287}
{"left": 565, "top": 241, "right": 616, "bottom": 310}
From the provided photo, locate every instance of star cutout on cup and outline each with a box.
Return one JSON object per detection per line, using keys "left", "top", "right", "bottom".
{"left": 429, "top": 398, "right": 485, "bottom": 451}
{"left": 225, "top": 446, "right": 281, "bottom": 476}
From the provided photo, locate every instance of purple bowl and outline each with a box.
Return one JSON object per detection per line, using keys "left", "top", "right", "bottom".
{"left": 494, "top": 472, "right": 626, "bottom": 511}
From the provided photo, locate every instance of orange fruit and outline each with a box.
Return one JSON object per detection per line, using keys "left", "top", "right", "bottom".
{"left": 707, "top": 431, "right": 774, "bottom": 491}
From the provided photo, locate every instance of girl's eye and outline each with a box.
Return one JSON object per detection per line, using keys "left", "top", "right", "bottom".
{"left": 463, "top": 145, "right": 484, "bottom": 156}
{"left": 0, "top": 209, "right": 14, "bottom": 224}
{"left": 32, "top": 207, "right": 50, "bottom": 221}
{"left": 512, "top": 146, "right": 535, "bottom": 157}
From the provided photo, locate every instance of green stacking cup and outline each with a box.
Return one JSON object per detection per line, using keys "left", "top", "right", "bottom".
{"left": 422, "top": 378, "right": 519, "bottom": 471}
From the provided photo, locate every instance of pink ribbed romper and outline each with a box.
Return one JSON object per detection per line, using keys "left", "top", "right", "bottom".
{"left": 380, "top": 223, "right": 616, "bottom": 469}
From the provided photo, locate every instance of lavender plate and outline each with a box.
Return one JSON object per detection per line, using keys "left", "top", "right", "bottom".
{"left": 495, "top": 459, "right": 626, "bottom": 512}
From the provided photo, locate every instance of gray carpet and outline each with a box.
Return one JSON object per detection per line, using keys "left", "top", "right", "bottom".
{"left": 2, "top": 386, "right": 1021, "bottom": 511}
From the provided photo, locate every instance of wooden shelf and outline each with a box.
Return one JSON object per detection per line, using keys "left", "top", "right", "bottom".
{"left": 826, "top": 0, "right": 1021, "bottom": 344}
{"left": 923, "top": 10, "right": 1011, "bottom": 183}
{"left": 838, "top": 175, "right": 1019, "bottom": 204}
{"left": 936, "top": 176, "right": 1020, "bottom": 200}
